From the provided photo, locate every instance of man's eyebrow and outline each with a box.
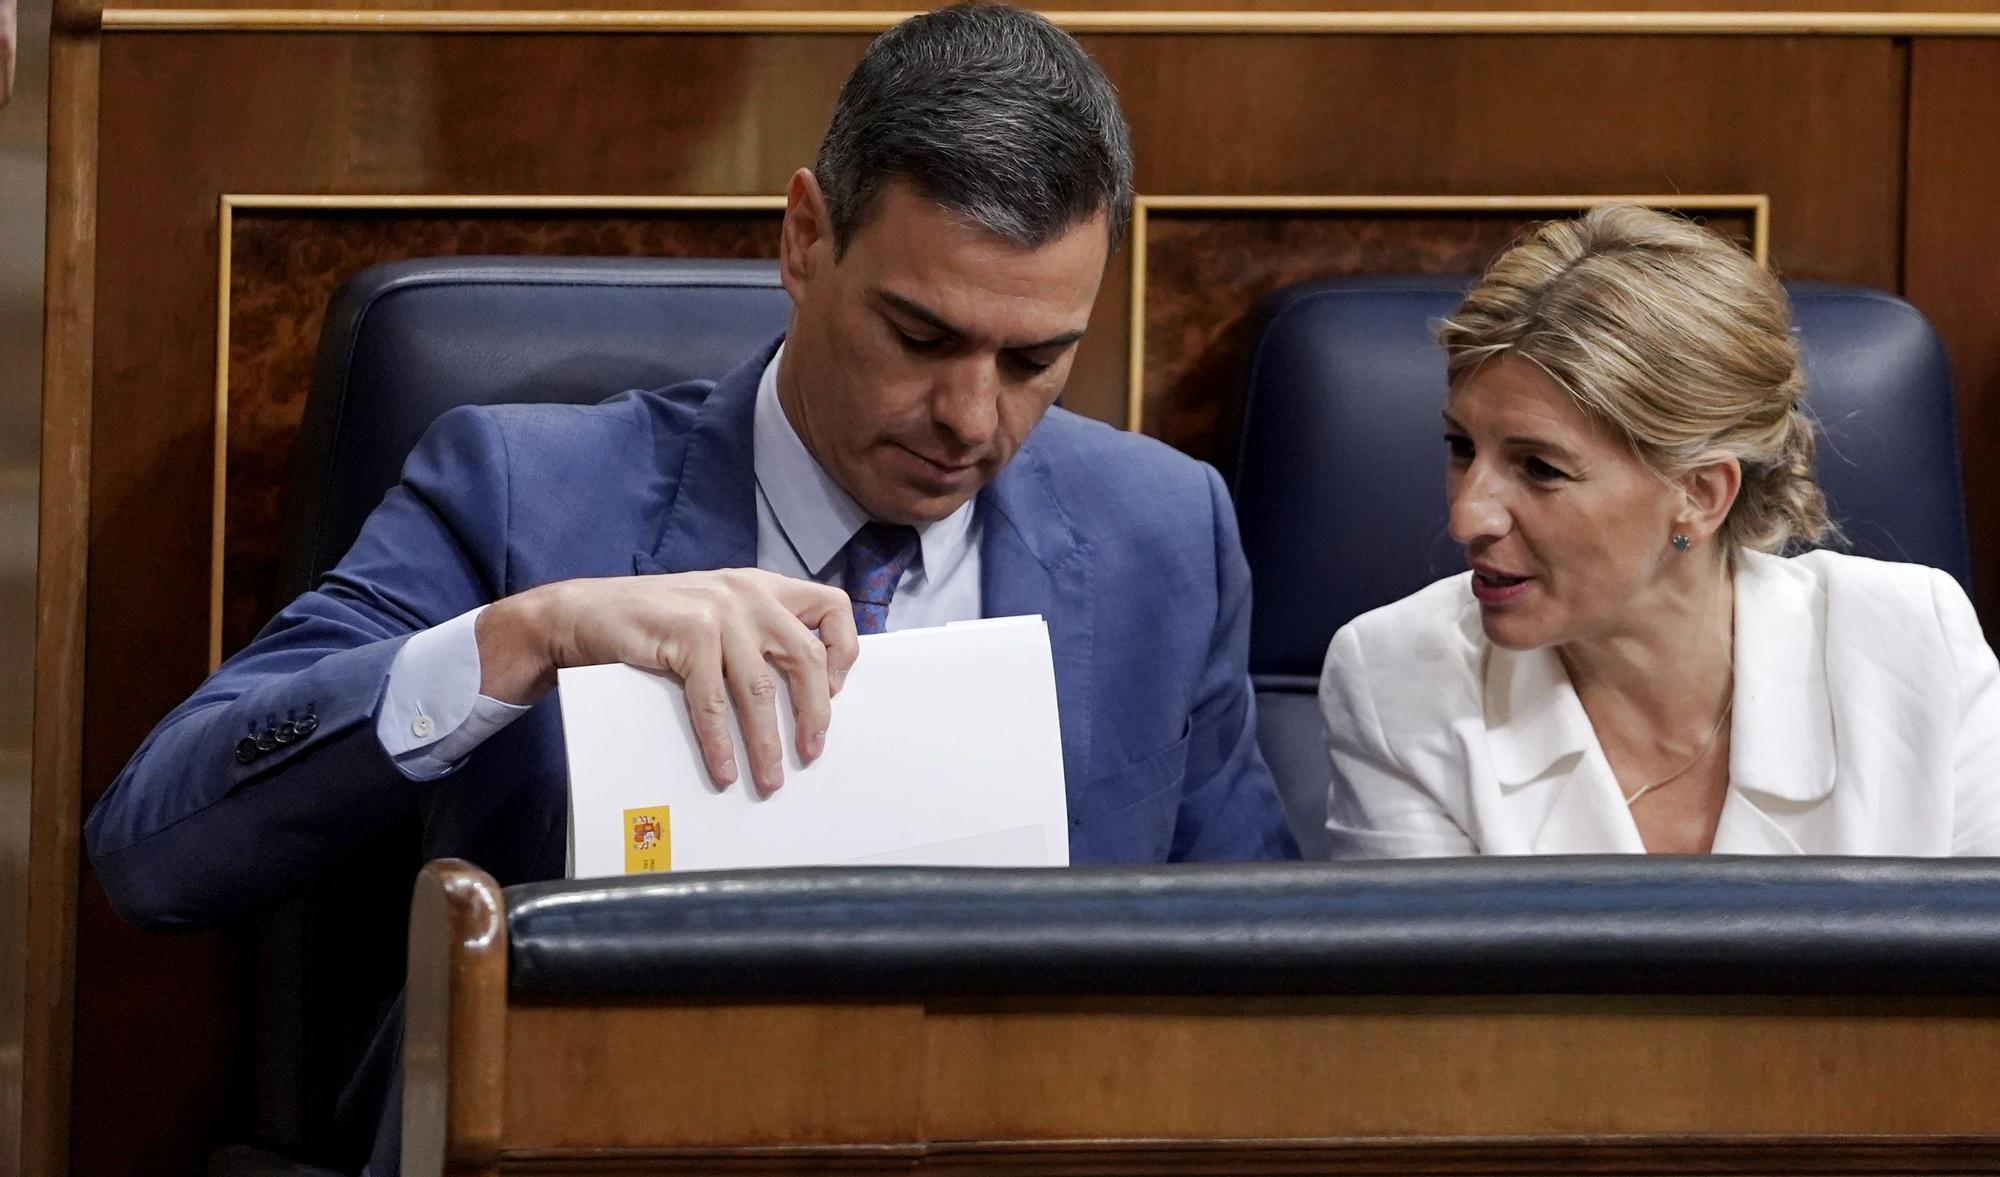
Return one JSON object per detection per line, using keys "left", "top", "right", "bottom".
{"left": 880, "top": 291, "right": 962, "bottom": 339}
{"left": 879, "top": 290, "right": 1087, "bottom": 352}
{"left": 1019, "top": 326, "right": 1089, "bottom": 352}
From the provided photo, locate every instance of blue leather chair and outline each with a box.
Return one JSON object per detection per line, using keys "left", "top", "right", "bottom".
{"left": 254, "top": 256, "right": 792, "bottom": 1172}
{"left": 1234, "top": 276, "right": 1972, "bottom": 857}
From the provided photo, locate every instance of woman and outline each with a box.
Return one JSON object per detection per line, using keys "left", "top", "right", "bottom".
{"left": 1319, "top": 204, "right": 2000, "bottom": 856}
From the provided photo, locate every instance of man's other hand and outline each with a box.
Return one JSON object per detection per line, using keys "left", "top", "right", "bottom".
{"left": 476, "top": 570, "right": 860, "bottom": 796}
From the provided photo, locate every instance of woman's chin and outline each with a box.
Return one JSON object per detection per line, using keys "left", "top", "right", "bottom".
{"left": 1478, "top": 610, "right": 1553, "bottom": 652}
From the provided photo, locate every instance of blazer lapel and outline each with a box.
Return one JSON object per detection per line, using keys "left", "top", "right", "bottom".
{"left": 1483, "top": 643, "right": 1644, "bottom": 854}
{"left": 634, "top": 341, "right": 772, "bottom": 576}
{"left": 1712, "top": 550, "right": 1834, "bottom": 853}
{"left": 979, "top": 443, "right": 1093, "bottom": 805}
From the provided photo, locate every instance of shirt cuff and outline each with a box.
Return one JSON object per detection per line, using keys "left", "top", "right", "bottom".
{"left": 377, "top": 605, "right": 532, "bottom": 780}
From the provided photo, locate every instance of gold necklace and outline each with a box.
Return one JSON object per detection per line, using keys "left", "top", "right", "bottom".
{"left": 1621, "top": 698, "right": 1733, "bottom": 807}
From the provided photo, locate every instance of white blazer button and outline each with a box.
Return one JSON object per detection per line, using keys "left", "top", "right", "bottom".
{"left": 412, "top": 715, "right": 436, "bottom": 738}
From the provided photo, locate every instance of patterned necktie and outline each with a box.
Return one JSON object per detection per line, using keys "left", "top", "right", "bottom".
{"left": 841, "top": 521, "right": 923, "bottom": 636}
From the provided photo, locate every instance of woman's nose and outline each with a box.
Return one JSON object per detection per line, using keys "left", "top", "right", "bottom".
{"left": 1447, "top": 464, "right": 1512, "bottom": 545}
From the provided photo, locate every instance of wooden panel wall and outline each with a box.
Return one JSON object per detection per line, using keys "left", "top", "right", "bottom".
{"left": 1905, "top": 38, "right": 2000, "bottom": 623}
{"left": 1137, "top": 205, "right": 1761, "bottom": 465}
{"left": 28, "top": 14, "right": 2000, "bottom": 1177}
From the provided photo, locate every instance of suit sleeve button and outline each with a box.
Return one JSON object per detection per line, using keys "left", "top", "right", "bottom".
{"left": 235, "top": 737, "right": 259, "bottom": 765}
{"left": 296, "top": 713, "right": 319, "bottom": 738}
{"left": 254, "top": 728, "right": 278, "bottom": 752}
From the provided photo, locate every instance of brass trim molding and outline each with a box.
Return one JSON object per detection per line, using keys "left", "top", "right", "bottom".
{"left": 223, "top": 192, "right": 790, "bottom": 211}
{"left": 1124, "top": 193, "right": 1770, "bottom": 434}
{"left": 99, "top": 7, "right": 2000, "bottom": 34}
{"left": 209, "top": 192, "right": 786, "bottom": 668}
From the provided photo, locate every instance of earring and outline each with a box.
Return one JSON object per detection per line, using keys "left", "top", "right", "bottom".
{"left": 1671, "top": 533, "right": 1692, "bottom": 552}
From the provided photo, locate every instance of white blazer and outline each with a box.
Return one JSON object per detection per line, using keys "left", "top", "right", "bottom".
{"left": 1318, "top": 549, "right": 2000, "bottom": 857}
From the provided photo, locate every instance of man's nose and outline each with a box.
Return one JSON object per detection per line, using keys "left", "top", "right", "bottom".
{"left": 1447, "top": 462, "right": 1512, "bottom": 545}
{"left": 930, "top": 356, "right": 1000, "bottom": 450}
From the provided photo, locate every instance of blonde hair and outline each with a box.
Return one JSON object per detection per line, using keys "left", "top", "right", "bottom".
{"left": 1438, "top": 203, "right": 1831, "bottom": 554}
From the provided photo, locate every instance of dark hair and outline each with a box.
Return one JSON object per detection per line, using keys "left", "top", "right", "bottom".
{"left": 815, "top": 3, "right": 1135, "bottom": 255}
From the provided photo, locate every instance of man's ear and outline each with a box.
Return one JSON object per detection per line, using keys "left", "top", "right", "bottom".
{"left": 1676, "top": 455, "right": 1743, "bottom": 548}
{"left": 780, "top": 168, "right": 833, "bottom": 300}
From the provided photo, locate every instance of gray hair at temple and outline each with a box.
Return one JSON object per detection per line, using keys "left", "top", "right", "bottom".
{"left": 814, "top": 3, "right": 1136, "bottom": 256}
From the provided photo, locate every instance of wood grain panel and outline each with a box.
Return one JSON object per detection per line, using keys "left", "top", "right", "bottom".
{"left": 1094, "top": 35, "right": 1902, "bottom": 286}
{"left": 25, "top": 27, "right": 97, "bottom": 1177}
{"left": 501, "top": 1145, "right": 921, "bottom": 1175}
{"left": 1904, "top": 39, "right": 2000, "bottom": 624}
{"left": 471, "top": 995, "right": 2000, "bottom": 1171}
{"left": 1139, "top": 206, "right": 1756, "bottom": 466}
{"left": 222, "top": 207, "right": 782, "bottom": 659}
{"left": 502, "top": 1003, "right": 925, "bottom": 1149}
{"left": 918, "top": 996, "right": 2000, "bottom": 1141}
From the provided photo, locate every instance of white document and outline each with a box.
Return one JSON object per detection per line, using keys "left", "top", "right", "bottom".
{"left": 558, "top": 615, "right": 1069, "bottom": 878}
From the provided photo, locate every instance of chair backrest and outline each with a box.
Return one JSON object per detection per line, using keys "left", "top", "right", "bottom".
{"left": 260, "top": 256, "right": 792, "bottom": 1166}
{"left": 1234, "top": 276, "right": 1971, "bottom": 857}
{"left": 281, "top": 256, "right": 792, "bottom": 601}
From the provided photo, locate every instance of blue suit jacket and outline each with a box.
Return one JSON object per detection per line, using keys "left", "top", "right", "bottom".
{"left": 86, "top": 342, "right": 1296, "bottom": 1169}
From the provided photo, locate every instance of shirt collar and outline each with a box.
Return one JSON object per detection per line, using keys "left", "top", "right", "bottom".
{"left": 753, "top": 345, "right": 979, "bottom": 581}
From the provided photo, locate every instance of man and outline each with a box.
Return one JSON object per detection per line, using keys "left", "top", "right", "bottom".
{"left": 89, "top": 4, "right": 1296, "bottom": 1170}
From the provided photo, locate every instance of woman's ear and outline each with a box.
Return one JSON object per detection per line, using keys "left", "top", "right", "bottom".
{"left": 1676, "top": 455, "right": 1743, "bottom": 547}
{"left": 779, "top": 168, "right": 832, "bottom": 299}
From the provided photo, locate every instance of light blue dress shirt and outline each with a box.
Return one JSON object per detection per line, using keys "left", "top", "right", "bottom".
{"left": 375, "top": 346, "right": 984, "bottom": 777}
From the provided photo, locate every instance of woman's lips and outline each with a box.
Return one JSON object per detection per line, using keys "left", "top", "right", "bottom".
{"left": 1470, "top": 568, "right": 1534, "bottom": 605}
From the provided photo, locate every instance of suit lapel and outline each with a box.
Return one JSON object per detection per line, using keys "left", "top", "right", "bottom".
{"left": 1711, "top": 550, "right": 1833, "bottom": 854}
{"left": 1483, "top": 643, "right": 1644, "bottom": 854}
{"left": 980, "top": 443, "right": 1093, "bottom": 805}
{"left": 634, "top": 342, "right": 772, "bottom": 576}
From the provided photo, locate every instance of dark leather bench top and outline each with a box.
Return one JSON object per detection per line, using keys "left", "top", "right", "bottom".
{"left": 505, "top": 857, "right": 2000, "bottom": 999}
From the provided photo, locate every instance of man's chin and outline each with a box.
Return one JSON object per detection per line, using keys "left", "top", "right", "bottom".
{"left": 850, "top": 458, "right": 987, "bottom": 523}
{"left": 886, "top": 493, "right": 977, "bottom": 525}
{"left": 857, "top": 480, "right": 981, "bottom": 526}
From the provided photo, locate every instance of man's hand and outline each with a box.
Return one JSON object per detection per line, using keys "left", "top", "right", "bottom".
{"left": 476, "top": 570, "right": 859, "bottom": 796}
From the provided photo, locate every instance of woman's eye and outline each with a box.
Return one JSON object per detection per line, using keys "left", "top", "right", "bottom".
{"left": 1525, "top": 456, "right": 1571, "bottom": 482}
{"left": 1444, "top": 434, "right": 1473, "bottom": 461}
